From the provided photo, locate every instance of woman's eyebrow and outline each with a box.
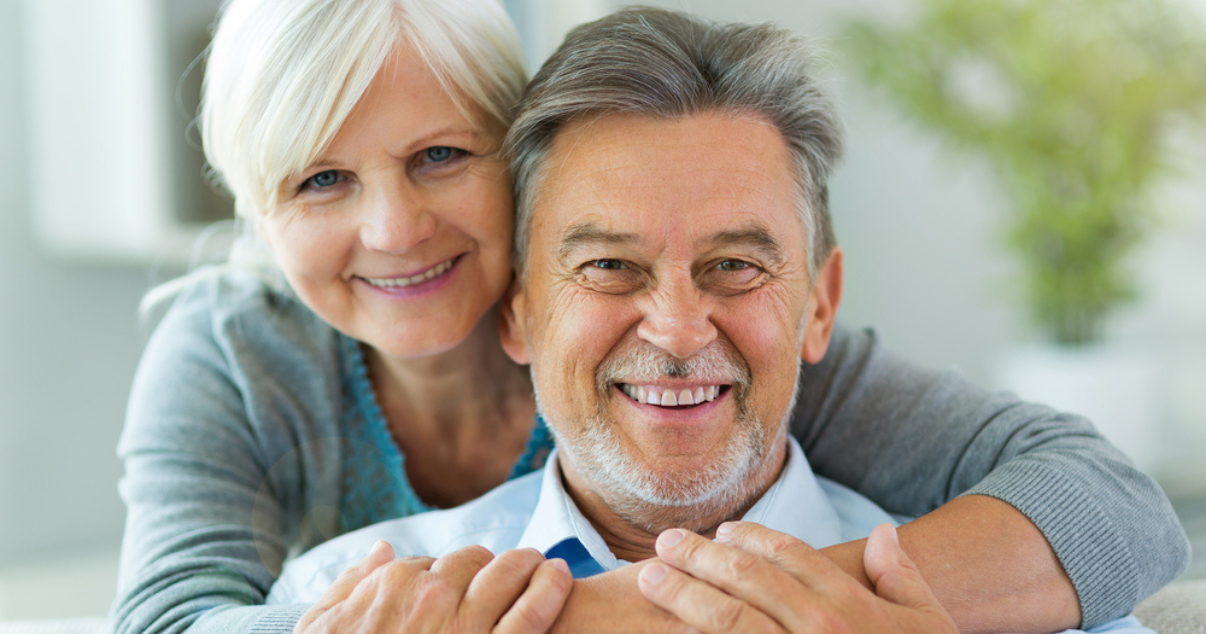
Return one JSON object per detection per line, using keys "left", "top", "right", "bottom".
{"left": 405, "top": 125, "right": 486, "bottom": 149}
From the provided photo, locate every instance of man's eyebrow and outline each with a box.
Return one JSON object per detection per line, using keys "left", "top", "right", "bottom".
{"left": 701, "top": 226, "right": 787, "bottom": 264}
{"left": 558, "top": 223, "right": 644, "bottom": 259}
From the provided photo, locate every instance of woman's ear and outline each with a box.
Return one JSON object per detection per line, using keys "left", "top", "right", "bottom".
{"left": 499, "top": 276, "right": 531, "bottom": 365}
{"left": 800, "top": 248, "right": 844, "bottom": 364}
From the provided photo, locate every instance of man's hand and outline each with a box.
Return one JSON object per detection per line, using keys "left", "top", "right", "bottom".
{"left": 636, "top": 523, "right": 957, "bottom": 634}
{"left": 294, "top": 541, "right": 573, "bottom": 634}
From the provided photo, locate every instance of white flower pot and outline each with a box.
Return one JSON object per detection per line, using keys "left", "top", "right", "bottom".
{"left": 995, "top": 343, "right": 1160, "bottom": 473}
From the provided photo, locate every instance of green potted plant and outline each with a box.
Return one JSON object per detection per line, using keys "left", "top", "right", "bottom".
{"left": 844, "top": 0, "right": 1206, "bottom": 346}
{"left": 843, "top": 0, "right": 1206, "bottom": 469}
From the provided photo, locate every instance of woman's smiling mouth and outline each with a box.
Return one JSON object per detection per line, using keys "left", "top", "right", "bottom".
{"left": 361, "top": 255, "right": 460, "bottom": 288}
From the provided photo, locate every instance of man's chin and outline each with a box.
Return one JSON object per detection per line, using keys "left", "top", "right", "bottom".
{"left": 572, "top": 439, "right": 776, "bottom": 534}
{"left": 601, "top": 477, "right": 762, "bottom": 534}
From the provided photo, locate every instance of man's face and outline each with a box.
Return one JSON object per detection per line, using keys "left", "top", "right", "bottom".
{"left": 503, "top": 111, "right": 840, "bottom": 531}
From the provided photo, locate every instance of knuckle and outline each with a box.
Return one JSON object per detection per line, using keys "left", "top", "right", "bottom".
{"left": 512, "top": 599, "right": 552, "bottom": 632}
{"left": 494, "top": 548, "right": 542, "bottom": 575}
{"left": 764, "top": 533, "right": 802, "bottom": 559}
{"left": 708, "top": 598, "right": 748, "bottom": 632}
{"left": 378, "top": 560, "right": 411, "bottom": 582}
{"left": 377, "top": 557, "right": 431, "bottom": 585}
{"left": 675, "top": 533, "right": 706, "bottom": 558}
{"left": 410, "top": 575, "right": 454, "bottom": 611}
{"left": 458, "top": 544, "right": 495, "bottom": 564}
{"left": 721, "top": 551, "right": 759, "bottom": 579}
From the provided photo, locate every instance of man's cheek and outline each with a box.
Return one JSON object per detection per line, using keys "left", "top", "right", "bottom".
{"left": 550, "top": 293, "right": 632, "bottom": 344}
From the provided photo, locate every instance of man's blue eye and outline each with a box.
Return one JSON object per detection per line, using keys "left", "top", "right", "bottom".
{"left": 718, "top": 260, "right": 749, "bottom": 271}
{"left": 425, "top": 147, "right": 454, "bottom": 162}
{"left": 308, "top": 170, "right": 339, "bottom": 188}
{"left": 593, "top": 260, "right": 626, "bottom": 270}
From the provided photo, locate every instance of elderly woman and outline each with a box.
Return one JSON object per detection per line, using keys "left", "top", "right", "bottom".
{"left": 112, "top": 0, "right": 1188, "bottom": 632}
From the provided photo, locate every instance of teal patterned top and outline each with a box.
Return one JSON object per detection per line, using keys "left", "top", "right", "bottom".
{"left": 337, "top": 333, "right": 555, "bottom": 533}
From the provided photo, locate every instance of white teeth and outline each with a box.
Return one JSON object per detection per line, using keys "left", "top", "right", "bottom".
{"left": 365, "top": 258, "right": 454, "bottom": 288}
{"left": 619, "top": 384, "right": 723, "bottom": 408}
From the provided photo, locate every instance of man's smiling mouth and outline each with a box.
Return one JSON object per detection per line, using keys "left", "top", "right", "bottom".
{"left": 617, "top": 383, "right": 726, "bottom": 407}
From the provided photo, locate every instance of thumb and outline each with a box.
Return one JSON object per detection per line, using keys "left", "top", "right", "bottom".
{"left": 315, "top": 540, "right": 396, "bottom": 609}
{"left": 863, "top": 524, "right": 939, "bottom": 610}
{"left": 295, "top": 540, "right": 396, "bottom": 631}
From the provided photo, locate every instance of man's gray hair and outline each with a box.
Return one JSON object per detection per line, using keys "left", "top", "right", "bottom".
{"left": 505, "top": 7, "right": 843, "bottom": 280}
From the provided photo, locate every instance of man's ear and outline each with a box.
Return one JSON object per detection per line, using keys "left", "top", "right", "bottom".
{"left": 499, "top": 275, "right": 531, "bottom": 365}
{"left": 800, "top": 248, "right": 843, "bottom": 365}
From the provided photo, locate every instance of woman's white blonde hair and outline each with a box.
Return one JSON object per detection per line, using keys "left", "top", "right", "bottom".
{"left": 142, "top": 0, "right": 527, "bottom": 313}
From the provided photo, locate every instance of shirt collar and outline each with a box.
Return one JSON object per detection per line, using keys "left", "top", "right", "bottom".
{"left": 516, "top": 447, "right": 623, "bottom": 573}
{"left": 516, "top": 435, "right": 843, "bottom": 577}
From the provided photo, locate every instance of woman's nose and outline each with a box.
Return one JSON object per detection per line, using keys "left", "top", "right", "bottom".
{"left": 359, "top": 181, "right": 437, "bottom": 254}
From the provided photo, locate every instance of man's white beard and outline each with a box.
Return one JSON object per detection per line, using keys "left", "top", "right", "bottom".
{"left": 539, "top": 340, "right": 799, "bottom": 534}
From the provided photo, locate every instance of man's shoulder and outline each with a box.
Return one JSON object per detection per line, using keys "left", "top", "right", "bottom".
{"left": 268, "top": 470, "right": 544, "bottom": 604}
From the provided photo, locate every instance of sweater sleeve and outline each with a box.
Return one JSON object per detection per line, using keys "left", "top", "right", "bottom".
{"left": 790, "top": 323, "right": 1190, "bottom": 629}
{"left": 111, "top": 276, "right": 346, "bottom": 634}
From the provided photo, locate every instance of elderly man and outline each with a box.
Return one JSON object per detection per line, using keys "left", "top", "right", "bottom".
{"left": 268, "top": 9, "right": 1162, "bottom": 634}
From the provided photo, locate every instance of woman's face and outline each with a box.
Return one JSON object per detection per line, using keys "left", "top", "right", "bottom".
{"left": 261, "top": 44, "right": 515, "bottom": 359}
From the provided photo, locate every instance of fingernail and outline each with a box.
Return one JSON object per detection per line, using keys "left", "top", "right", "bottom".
{"left": 715, "top": 522, "right": 737, "bottom": 541}
{"left": 641, "top": 562, "right": 668, "bottom": 586}
{"left": 548, "top": 558, "right": 570, "bottom": 573}
{"left": 886, "top": 524, "right": 900, "bottom": 546}
{"left": 659, "top": 528, "right": 686, "bottom": 548}
{"left": 367, "top": 540, "right": 387, "bottom": 558}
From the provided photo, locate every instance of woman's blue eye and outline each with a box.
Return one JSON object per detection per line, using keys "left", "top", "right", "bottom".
{"left": 307, "top": 170, "right": 339, "bottom": 188}
{"left": 425, "top": 147, "right": 454, "bottom": 162}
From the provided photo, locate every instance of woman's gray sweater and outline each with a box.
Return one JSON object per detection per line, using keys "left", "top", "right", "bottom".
{"left": 112, "top": 273, "right": 1189, "bottom": 633}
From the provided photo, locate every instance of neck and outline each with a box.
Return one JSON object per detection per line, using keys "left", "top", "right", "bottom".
{"left": 364, "top": 306, "right": 534, "bottom": 440}
{"left": 559, "top": 432, "right": 788, "bottom": 562}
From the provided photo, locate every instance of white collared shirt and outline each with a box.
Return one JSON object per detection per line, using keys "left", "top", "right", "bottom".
{"left": 264, "top": 439, "right": 1153, "bottom": 634}
{"left": 267, "top": 437, "right": 893, "bottom": 603}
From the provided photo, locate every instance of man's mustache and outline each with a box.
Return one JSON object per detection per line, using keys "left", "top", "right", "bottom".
{"left": 595, "top": 339, "right": 753, "bottom": 399}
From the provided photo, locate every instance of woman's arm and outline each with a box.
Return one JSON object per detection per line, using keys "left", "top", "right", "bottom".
{"left": 793, "top": 323, "right": 1190, "bottom": 628}
{"left": 113, "top": 276, "right": 343, "bottom": 634}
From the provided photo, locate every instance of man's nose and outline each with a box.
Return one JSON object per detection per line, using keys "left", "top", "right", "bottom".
{"left": 359, "top": 180, "right": 436, "bottom": 254}
{"left": 636, "top": 277, "right": 718, "bottom": 360}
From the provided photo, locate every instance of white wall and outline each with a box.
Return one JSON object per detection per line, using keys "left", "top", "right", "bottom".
{"left": 0, "top": 0, "right": 153, "bottom": 569}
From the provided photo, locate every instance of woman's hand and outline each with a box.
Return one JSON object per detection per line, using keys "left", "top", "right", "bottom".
{"left": 637, "top": 523, "right": 957, "bottom": 634}
{"left": 294, "top": 541, "right": 573, "bottom": 634}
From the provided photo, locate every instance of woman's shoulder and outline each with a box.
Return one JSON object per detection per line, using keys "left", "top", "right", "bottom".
{"left": 125, "top": 267, "right": 348, "bottom": 458}
{"left": 136, "top": 268, "right": 346, "bottom": 415}
{"left": 151, "top": 268, "right": 335, "bottom": 355}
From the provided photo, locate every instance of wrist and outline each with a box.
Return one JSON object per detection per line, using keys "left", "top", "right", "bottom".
{"left": 820, "top": 539, "right": 874, "bottom": 591}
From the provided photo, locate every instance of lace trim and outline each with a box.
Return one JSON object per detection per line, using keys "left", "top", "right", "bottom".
{"left": 338, "top": 334, "right": 556, "bottom": 531}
